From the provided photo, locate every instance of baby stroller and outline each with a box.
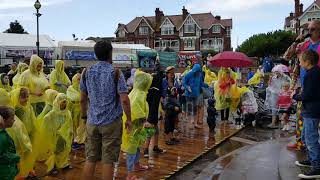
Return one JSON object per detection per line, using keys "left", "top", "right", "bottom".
{"left": 252, "top": 87, "right": 273, "bottom": 128}
{"left": 233, "top": 88, "right": 258, "bottom": 128}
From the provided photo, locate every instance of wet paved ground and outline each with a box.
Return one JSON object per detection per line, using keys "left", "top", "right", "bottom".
{"left": 170, "top": 127, "right": 297, "bottom": 180}
{"left": 169, "top": 126, "right": 318, "bottom": 180}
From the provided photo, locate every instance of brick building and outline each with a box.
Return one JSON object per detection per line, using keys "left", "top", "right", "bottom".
{"left": 114, "top": 7, "right": 232, "bottom": 52}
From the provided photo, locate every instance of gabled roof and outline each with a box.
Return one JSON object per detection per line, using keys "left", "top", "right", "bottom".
{"left": 159, "top": 17, "right": 174, "bottom": 28}
{"left": 114, "top": 24, "right": 128, "bottom": 34}
{"left": 121, "top": 11, "right": 232, "bottom": 33}
{"left": 299, "top": 0, "right": 320, "bottom": 20}
{"left": 132, "top": 16, "right": 155, "bottom": 32}
{"left": 178, "top": 14, "right": 202, "bottom": 30}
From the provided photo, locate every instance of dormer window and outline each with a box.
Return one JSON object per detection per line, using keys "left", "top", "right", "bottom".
{"left": 161, "top": 19, "right": 174, "bottom": 35}
{"left": 139, "top": 26, "right": 149, "bottom": 35}
{"left": 118, "top": 29, "right": 126, "bottom": 38}
{"left": 184, "top": 16, "right": 195, "bottom": 33}
{"left": 212, "top": 25, "right": 221, "bottom": 33}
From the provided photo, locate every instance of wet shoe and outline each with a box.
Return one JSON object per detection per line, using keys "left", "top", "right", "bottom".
{"left": 134, "top": 164, "right": 149, "bottom": 171}
{"left": 295, "top": 160, "right": 312, "bottom": 168}
{"left": 62, "top": 165, "right": 73, "bottom": 171}
{"left": 143, "top": 149, "right": 149, "bottom": 158}
{"left": 72, "top": 143, "right": 80, "bottom": 150}
{"left": 48, "top": 168, "right": 59, "bottom": 176}
{"left": 298, "top": 168, "right": 320, "bottom": 179}
{"left": 165, "top": 140, "right": 175, "bottom": 145}
{"left": 153, "top": 147, "right": 166, "bottom": 154}
{"left": 171, "top": 138, "right": 180, "bottom": 143}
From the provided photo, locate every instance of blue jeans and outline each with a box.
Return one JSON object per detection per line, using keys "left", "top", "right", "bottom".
{"left": 126, "top": 148, "right": 140, "bottom": 172}
{"left": 302, "top": 117, "right": 320, "bottom": 169}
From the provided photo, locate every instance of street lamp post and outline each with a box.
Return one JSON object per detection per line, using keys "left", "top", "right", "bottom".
{"left": 34, "top": 0, "right": 42, "bottom": 56}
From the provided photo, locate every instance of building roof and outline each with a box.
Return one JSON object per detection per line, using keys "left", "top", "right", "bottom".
{"left": 0, "top": 33, "right": 56, "bottom": 48}
{"left": 119, "top": 12, "right": 232, "bottom": 33}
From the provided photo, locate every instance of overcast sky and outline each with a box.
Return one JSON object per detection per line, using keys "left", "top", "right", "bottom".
{"left": 0, "top": 0, "right": 315, "bottom": 48}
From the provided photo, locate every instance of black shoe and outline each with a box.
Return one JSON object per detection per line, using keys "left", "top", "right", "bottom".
{"left": 143, "top": 149, "right": 149, "bottom": 158}
{"left": 298, "top": 168, "right": 320, "bottom": 179}
{"left": 48, "top": 168, "right": 59, "bottom": 176}
{"left": 171, "top": 138, "right": 180, "bottom": 143}
{"left": 295, "top": 160, "right": 312, "bottom": 168}
{"left": 165, "top": 140, "right": 175, "bottom": 145}
{"left": 153, "top": 147, "right": 166, "bottom": 154}
{"left": 62, "top": 165, "right": 73, "bottom": 171}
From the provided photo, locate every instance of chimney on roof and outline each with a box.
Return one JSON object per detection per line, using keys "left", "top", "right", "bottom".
{"left": 118, "top": 23, "right": 122, "bottom": 27}
{"left": 299, "top": 3, "right": 303, "bottom": 16}
{"left": 155, "top": 8, "right": 164, "bottom": 29}
{"left": 295, "top": 0, "right": 300, "bottom": 18}
{"left": 215, "top": 16, "right": 221, "bottom": 20}
{"left": 290, "top": 12, "right": 294, "bottom": 17}
{"left": 182, "top": 6, "right": 189, "bottom": 20}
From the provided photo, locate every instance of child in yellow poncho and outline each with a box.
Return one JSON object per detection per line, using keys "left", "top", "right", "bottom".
{"left": 121, "top": 70, "right": 153, "bottom": 178}
{"left": 0, "top": 73, "right": 12, "bottom": 92}
{"left": 248, "top": 70, "right": 263, "bottom": 86}
{"left": 0, "top": 88, "right": 34, "bottom": 179}
{"left": 67, "top": 73, "right": 86, "bottom": 145}
{"left": 36, "top": 89, "right": 59, "bottom": 161}
{"left": 12, "top": 63, "right": 28, "bottom": 89}
{"left": 49, "top": 60, "right": 71, "bottom": 93}
{"left": 39, "top": 93, "right": 73, "bottom": 175}
{"left": 10, "top": 87, "right": 38, "bottom": 178}
{"left": 19, "top": 55, "right": 50, "bottom": 116}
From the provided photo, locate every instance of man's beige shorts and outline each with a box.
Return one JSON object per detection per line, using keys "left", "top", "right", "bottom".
{"left": 85, "top": 118, "right": 122, "bottom": 164}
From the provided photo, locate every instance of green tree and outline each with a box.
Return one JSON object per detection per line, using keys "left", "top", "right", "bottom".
{"left": 3, "top": 20, "right": 28, "bottom": 34}
{"left": 237, "top": 30, "right": 296, "bottom": 57}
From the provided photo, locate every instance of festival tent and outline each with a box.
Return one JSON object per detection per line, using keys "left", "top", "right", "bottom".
{"left": 57, "top": 41, "right": 153, "bottom": 67}
{"left": 0, "top": 33, "right": 56, "bottom": 65}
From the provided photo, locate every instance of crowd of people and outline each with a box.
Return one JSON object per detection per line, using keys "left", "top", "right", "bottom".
{"left": 2, "top": 20, "right": 320, "bottom": 180}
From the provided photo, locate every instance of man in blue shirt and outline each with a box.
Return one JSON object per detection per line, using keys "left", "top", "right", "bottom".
{"left": 80, "top": 41, "right": 132, "bottom": 180}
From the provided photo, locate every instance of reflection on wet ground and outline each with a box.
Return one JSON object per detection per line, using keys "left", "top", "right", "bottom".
{"left": 172, "top": 127, "right": 308, "bottom": 180}
{"left": 170, "top": 127, "right": 284, "bottom": 180}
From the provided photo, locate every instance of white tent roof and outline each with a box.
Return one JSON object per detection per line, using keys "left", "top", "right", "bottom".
{"left": 0, "top": 33, "right": 56, "bottom": 48}
{"left": 58, "top": 40, "right": 152, "bottom": 50}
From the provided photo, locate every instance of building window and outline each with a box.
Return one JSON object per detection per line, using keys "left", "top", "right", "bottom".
{"left": 226, "top": 28, "right": 231, "bottom": 37}
{"left": 161, "top": 27, "right": 174, "bottom": 35}
{"left": 184, "top": 16, "right": 195, "bottom": 33}
{"left": 212, "top": 25, "right": 221, "bottom": 33}
{"left": 118, "top": 29, "right": 125, "bottom": 38}
{"left": 139, "top": 26, "right": 149, "bottom": 35}
{"left": 203, "top": 30, "right": 209, "bottom": 34}
{"left": 184, "top": 39, "right": 195, "bottom": 48}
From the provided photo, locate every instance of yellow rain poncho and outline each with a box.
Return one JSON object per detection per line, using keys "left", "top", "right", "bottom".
{"left": 19, "top": 55, "right": 49, "bottom": 104}
{"left": 121, "top": 70, "right": 153, "bottom": 154}
{"left": 248, "top": 70, "right": 262, "bottom": 86}
{"left": 214, "top": 68, "right": 238, "bottom": 111}
{"left": 182, "top": 66, "right": 191, "bottom": 77}
{"left": 203, "top": 65, "right": 217, "bottom": 86}
{"left": 49, "top": 60, "right": 71, "bottom": 93}
{"left": 67, "top": 73, "right": 86, "bottom": 144}
{"left": 39, "top": 93, "right": 73, "bottom": 171}
{"left": 0, "top": 88, "right": 34, "bottom": 177}
{"left": 0, "top": 73, "right": 12, "bottom": 92}
{"left": 11, "top": 88, "right": 37, "bottom": 139}
{"left": 36, "top": 89, "right": 59, "bottom": 161}
{"left": 37, "top": 89, "right": 59, "bottom": 128}
{"left": 12, "top": 63, "right": 28, "bottom": 89}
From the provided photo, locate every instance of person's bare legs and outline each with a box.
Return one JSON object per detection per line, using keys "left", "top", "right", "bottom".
{"left": 82, "top": 162, "right": 96, "bottom": 180}
{"left": 102, "top": 164, "right": 114, "bottom": 180}
{"left": 198, "top": 106, "right": 204, "bottom": 125}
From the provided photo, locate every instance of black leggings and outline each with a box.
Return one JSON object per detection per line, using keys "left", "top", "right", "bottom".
{"left": 221, "top": 108, "right": 230, "bottom": 121}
